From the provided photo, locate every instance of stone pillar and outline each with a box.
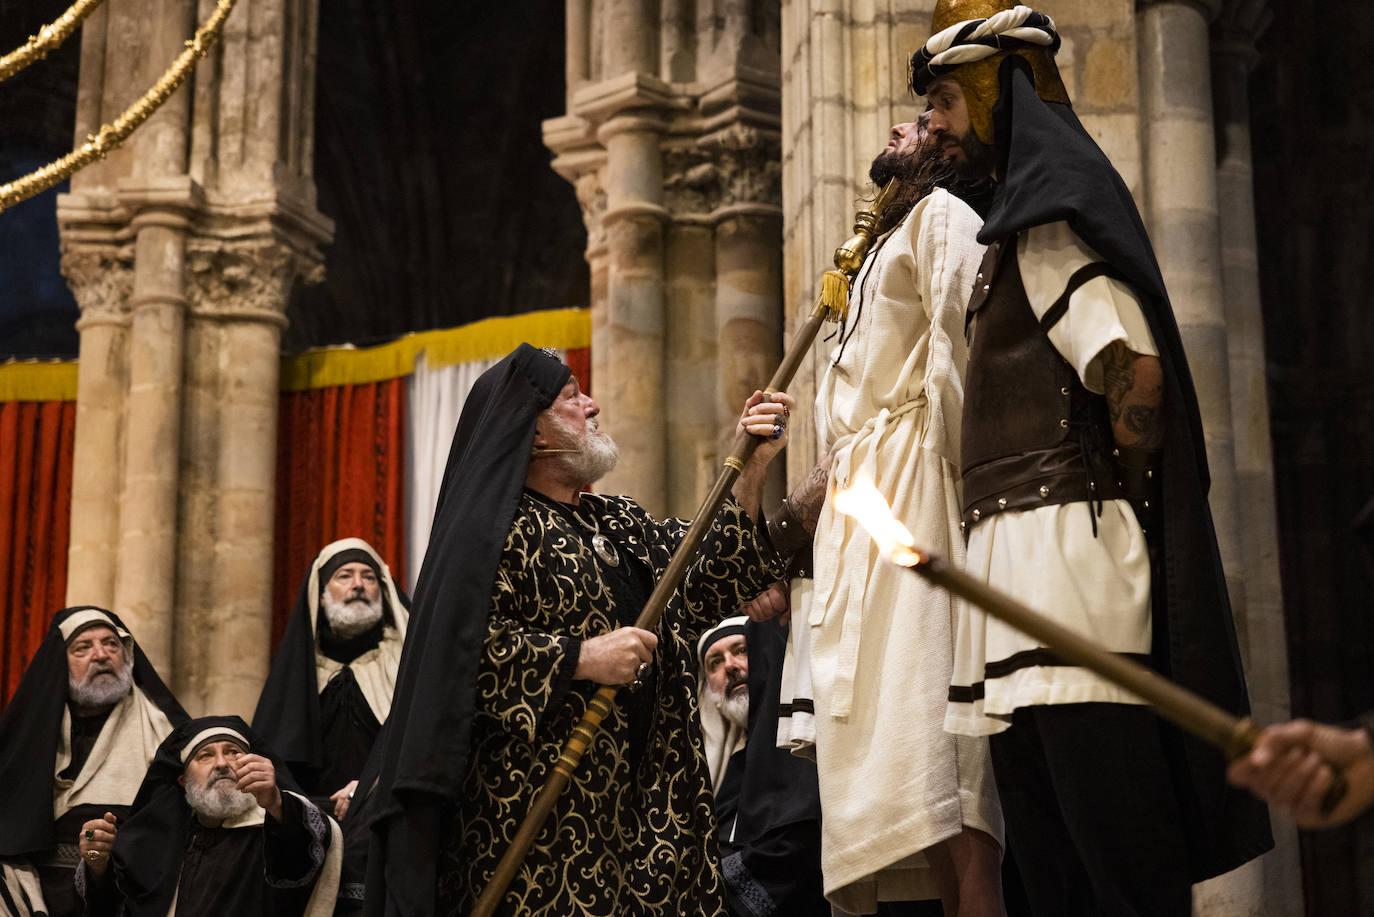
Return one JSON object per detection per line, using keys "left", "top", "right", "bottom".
{"left": 1138, "top": 2, "right": 1265, "bottom": 912}
{"left": 663, "top": 218, "right": 717, "bottom": 515}
{"left": 1212, "top": 7, "right": 1301, "bottom": 913}
{"left": 778, "top": 0, "right": 939, "bottom": 481}
{"left": 206, "top": 274, "right": 290, "bottom": 714}
{"left": 597, "top": 116, "right": 669, "bottom": 513}
{"left": 111, "top": 189, "right": 196, "bottom": 671}
{"left": 59, "top": 0, "right": 332, "bottom": 715}
{"left": 61, "top": 254, "right": 133, "bottom": 610}
{"left": 714, "top": 207, "right": 784, "bottom": 508}
{"left": 550, "top": 1, "right": 782, "bottom": 516}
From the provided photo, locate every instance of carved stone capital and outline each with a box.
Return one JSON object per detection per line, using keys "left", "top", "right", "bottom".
{"left": 573, "top": 170, "right": 610, "bottom": 256}
{"left": 1213, "top": 0, "right": 1271, "bottom": 71}
{"left": 184, "top": 241, "right": 313, "bottom": 327}
{"left": 62, "top": 247, "right": 135, "bottom": 327}
{"left": 700, "top": 123, "right": 782, "bottom": 214}
{"left": 1136, "top": 0, "right": 1224, "bottom": 21}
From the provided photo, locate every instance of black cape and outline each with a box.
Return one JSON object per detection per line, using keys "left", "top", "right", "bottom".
{"left": 0, "top": 606, "right": 187, "bottom": 858}
{"left": 253, "top": 540, "right": 411, "bottom": 801}
{"left": 107, "top": 715, "right": 318, "bottom": 917}
{"left": 364, "top": 344, "right": 570, "bottom": 916}
{"left": 719, "top": 619, "right": 829, "bottom": 917}
{"left": 977, "top": 57, "right": 1273, "bottom": 879}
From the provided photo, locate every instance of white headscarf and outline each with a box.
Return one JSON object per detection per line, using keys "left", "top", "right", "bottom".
{"left": 696, "top": 616, "right": 750, "bottom": 794}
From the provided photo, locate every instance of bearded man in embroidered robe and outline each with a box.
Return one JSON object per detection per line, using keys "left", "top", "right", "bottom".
{"left": 77, "top": 716, "right": 342, "bottom": 917}
{"left": 254, "top": 538, "right": 410, "bottom": 825}
{"left": 0, "top": 607, "right": 187, "bottom": 917}
{"left": 362, "top": 343, "right": 791, "bottom": 916}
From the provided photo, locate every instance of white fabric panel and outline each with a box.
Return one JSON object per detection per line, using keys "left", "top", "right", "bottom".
{"left": 405, "top": 350, "right": 564, "bottom": 591}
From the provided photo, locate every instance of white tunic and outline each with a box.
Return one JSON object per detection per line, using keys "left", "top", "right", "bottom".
{"left": 796, "top": 189, "right": 1003, "bottom": 912}
{"left": 946, "top": 221, "right": 1160, "bottom": 736}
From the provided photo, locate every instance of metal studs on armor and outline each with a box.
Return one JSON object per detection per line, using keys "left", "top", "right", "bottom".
{"left": 779, "top": 519, "right": 788, "bottom": 529}
{"left": 1145, "top": 469, "right": 1153, "bottom": 480}
{"left": 1060, "top": 418, "right": 1069, "bottom": 428}
{"left": 972, "top": 509, "right": 981, "bottom": 521}
{"left": 1061, "top": 387, "right": 1070, "bottom": 396}
{"left": 977, "top": 272, "right": 984, "bottom": 281}
{"left": 1039, "top": 485, "right": 1050, "bottom": 498}
{"left": 960, "top": 521, "right": 967, "bottom": 533}
{"left": 982, "top": 284, "right": 991, "bottom": 293}
{"left": 997, "top": 497, "right": 1007, "bottom": 509}
{"left": 1089, "top": 481, "right": 1096, "bottom": 492}
{"left": 1113, "top": 448, "right": 1120, "bottom": 457}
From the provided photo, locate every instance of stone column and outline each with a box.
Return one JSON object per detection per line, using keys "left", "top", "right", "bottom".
{"left": 208, "top": 286, "right": 289, "bottom": 714}
{"left": 1137, "top": 3, "right": 1263, "bottom": 912}
{"left": 61, "top": 254, "right": 133, "bottom": 610}
{"left": 597, "top": 115, "right": 670, "bottom": 514}
{"left": 663, "top": 217, "right": 717, "bottom": 515}
{"left": 714, "top": 207, "right": 784, "bottom": 507}
{"left": 1212, "top": 6, "right": 1301, "bottom": 913}
{"left": 111, "top": 181, "right": 200, "bottom": 672}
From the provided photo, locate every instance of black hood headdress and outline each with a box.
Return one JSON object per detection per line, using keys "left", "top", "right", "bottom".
{"left": 364, "top": 343, "right": 570, "bottom": 915}
{"left": 0, "top": 606, "right": 187, "bottom": 857}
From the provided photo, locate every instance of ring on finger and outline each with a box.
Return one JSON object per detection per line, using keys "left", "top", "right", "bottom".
{"left": 85, "top": 850, "right": 101, "bottom": 861}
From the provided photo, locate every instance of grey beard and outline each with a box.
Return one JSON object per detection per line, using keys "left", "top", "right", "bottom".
{"left": 68, "top": 664, "right": 132, "bottom": 714}
{"left": 185, "top": 769, "right": 257, "bottom": 823}
{"left": 708, "top": 684, "right": 750, "bottom": 731}
{"left": 544, "top": 414, "right": 619, "bottom": 485}
{"left": 321, "top": 591, "right": 384, "bottom": 639}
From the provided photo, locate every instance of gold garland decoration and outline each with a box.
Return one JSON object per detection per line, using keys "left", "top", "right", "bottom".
{"left": 0, "top": 0, "right": 238, "bottom": 214}
{"left": 0, "top": 0, "right": 107, "bottom": 82}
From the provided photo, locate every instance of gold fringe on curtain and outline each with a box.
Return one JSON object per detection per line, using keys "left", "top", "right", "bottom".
{"left": 0, "top": 0, "right": 107, "bottom": 82}
{"left": 0, "top": 0, "right": 238, "bottom": 214}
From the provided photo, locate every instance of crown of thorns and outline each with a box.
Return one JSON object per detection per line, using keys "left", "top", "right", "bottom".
{"left": 910, "top": 5, "right": 1061, "bottom": 94}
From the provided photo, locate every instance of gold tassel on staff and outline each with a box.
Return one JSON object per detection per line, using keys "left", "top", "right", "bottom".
{"left": 832, "top": 474, "right": 1347, "bottom": 812}
{"left": 468, "top": 178, "right": 904, "bottom": 917}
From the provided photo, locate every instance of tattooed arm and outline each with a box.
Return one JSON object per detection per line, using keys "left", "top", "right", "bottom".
{"left": 1101, "top": 340, "right": 1165, "bottom": 450}
{"left": 1101, "top": 341, "right": 1164, "bottom": 533}
{"left": 770, "top": 455, "right": 833, "bottom": 545}
{"left": 743, "top": 455, "right": 834, "bottom": 623}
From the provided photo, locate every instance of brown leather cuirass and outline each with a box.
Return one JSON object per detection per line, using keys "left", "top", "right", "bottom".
{"left": 959, "top": 236, "right": 1122, "bottom": 529}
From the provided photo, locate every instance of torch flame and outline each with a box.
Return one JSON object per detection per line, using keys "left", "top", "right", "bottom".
{"left": 832, "top": 474, "right": 924, "bottom": 567}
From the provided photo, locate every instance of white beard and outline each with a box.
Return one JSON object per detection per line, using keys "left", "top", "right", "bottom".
{"left": 708, "top": 684, "right": 750, "bottom": 731}
{"left": 321, "top": 591, "right": 384, "bottom": 639}
{"left": 68, "top": 662, "right": 132, "bottom": 714}
{"left": 543, "top": 413, "right": 619, "bottom": 485}
{"left": 184, "top": 769, "right": 257, "bottom": 823}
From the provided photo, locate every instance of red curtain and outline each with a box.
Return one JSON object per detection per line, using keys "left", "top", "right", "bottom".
{"left": 566, "top": 347, "right": 590, "bottom": 395}
{"left": 272, "top": 380, "right": 408, "bottom": 653}
{"left": 1, "top": 401, "right": 75, "bottom": 709}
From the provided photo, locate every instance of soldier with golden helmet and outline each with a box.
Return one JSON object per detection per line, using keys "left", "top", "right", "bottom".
{"left": 911, "top": 2, "right": 1273, "bottom": 914}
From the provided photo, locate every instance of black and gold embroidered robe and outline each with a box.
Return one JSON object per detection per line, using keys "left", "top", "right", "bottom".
{"left": 435, "top": 491, "right": 784, "bottom": 916}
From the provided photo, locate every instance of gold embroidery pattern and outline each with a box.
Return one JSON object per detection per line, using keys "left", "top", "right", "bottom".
{"left": 437, "top": 493, "right": 783, "bottom": 915}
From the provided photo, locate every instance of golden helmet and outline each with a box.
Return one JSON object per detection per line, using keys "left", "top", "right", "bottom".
{"left": 912, "top": 0, "right": 1069, "bottom": 145}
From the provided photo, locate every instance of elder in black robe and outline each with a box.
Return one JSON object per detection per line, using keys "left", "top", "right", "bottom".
{"left": 253, "top": 538, "right": 410, "bottom": 820}
{"left": 0, "top": 607, "right": 186, "bottom": 917}
{"left": 363, "top": 344, "right": 790, "bottom": 916}
{"left": 698, "top": 617, "right": 830, "bottom": 917}
{"left": 79, "top": 716, "right": 341, "bottom": 917}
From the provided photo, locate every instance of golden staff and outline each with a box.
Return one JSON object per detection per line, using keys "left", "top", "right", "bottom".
{"left": 469, "top": 179, "right": 903, "bottom": 917}
{"left": 833, "top": 476, "right": 1346, "bottom": 807}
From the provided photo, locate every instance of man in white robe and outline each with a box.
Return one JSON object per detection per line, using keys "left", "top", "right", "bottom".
{"left": 749, "top": 120, "right": 1004, "bottom": 916}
